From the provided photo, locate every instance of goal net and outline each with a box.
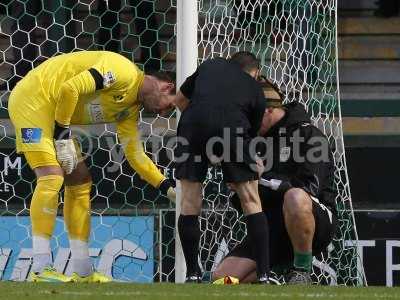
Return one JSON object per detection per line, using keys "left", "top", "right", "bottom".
{"left": 0, "top": 0, "right": 365, "bottom": 285}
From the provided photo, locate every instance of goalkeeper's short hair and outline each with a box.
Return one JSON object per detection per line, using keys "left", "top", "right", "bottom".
{"left": 146, "top": 70, "right": 176, "bottom": 93}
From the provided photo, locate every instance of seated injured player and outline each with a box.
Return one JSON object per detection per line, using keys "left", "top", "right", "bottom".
{"left": 212, "top": 79, "right": 338, "bottom": 285}
{"left": 8, "top": 50, "right": 176, "bottom": 283}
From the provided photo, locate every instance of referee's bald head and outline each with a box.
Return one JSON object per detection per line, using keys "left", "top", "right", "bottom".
{"left": 229, "top": 51, "right": 260, "bottom": 78}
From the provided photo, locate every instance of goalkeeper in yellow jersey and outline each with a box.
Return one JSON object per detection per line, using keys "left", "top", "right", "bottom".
{"left": 8, "top": 51, "right": 176, "bottom": 283}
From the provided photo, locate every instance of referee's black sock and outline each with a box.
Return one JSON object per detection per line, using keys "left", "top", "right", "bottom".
{"left": 245, "top": 212, "right": 270, "bottom": 279}
{"left": 178, "top": 214, "right": 201, "bottom": 277}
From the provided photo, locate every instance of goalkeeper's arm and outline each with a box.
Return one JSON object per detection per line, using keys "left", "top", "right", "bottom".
{"left": 53, "top": 68, "right": 102, "bottom": 174}
{"left": 55, "top": 68, "right": 101, "bottom": 127}
{"left": 116, "top": 117, "right": 176, "bottom": 202}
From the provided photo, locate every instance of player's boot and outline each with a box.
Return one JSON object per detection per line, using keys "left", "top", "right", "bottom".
{"left": 29, "top": 266, "right": 72, "bottom": 283}
{"left": 70, "top": 271, "right": 112, "bottom": 283}
{"left": 257, "top": 273, "right": 281, "bottom": 285}
{"left": 185, "top": 274, "right": 202, "bottom": 283}
{"left": 285, "top": 269, "right": 312, "bottom": 285}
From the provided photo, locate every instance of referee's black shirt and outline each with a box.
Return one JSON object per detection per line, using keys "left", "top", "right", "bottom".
{"left": 179, "top": 58, "right": 266, "bottom": 139}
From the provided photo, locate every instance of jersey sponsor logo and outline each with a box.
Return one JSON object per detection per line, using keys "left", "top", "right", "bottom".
{"left": 21, "top": 128, "right": 42, "bottom": 143}
{"left": 279, "top": 146, "right": 291, "bottom": 162}
{"left": 89, "top": 103, "right": 105, "bottom": 123}
{"left": 103, "top": 71, "right": 116, "bottom": 88}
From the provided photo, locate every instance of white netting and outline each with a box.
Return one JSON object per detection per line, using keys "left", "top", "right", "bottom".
{"left": 0, "top": 0, "right": 364, "bottom": 284}
{"left": 0, "top": 0, "right": 177, "bottom": 282}
{"left": 195, "top": 0, "right": 365, "bottom": 285}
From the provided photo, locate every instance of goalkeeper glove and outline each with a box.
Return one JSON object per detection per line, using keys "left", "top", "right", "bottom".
{"left": 159, "top": 179, "right": 176, "bottom": 203}
{"left": 54, "top": 123, "right": 78, "bottom": 175}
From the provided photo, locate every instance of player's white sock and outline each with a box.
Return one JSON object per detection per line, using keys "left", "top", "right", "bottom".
{"left": 32, "top": 236, "right": 52, "bottom": 273}
{"left": 70, "top": 239, "right": 92, "bottom": 277}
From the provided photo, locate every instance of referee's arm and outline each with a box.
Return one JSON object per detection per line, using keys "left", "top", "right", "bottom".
{"left": 176, "top": 69, "right": 199, "bottom": 112}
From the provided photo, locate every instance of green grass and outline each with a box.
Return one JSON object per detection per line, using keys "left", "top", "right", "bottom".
{"left": 0, "top": 283, "right": 398, "bottom": 300}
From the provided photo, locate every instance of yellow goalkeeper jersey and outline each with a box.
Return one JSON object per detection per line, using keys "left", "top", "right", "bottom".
{"left": 8, "top": 51, "right": 165, "bottom": 187}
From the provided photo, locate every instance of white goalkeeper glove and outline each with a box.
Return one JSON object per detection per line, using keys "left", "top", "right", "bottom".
{"left": 167, "top": 187, "right": 176, "bottom": 203}
{"left": 54, "top": 139, "right": 78, "bottom": 175}
{"left": 259, "top": 178, "right": 282, "bottom": 191}
{"left": 159, "top": 179, "right": 176, "bottom": 203}
{"left": 53, "top": 123, "right": 77, "bottom": 175}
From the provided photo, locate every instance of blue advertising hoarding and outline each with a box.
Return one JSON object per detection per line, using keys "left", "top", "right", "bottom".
{"left": 0, "top": 216, "right": 154, "bottom": 282}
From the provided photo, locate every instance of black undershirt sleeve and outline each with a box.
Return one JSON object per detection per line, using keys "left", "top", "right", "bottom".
{"left": 88, "top": 68, "right": 104, "bottom": 90}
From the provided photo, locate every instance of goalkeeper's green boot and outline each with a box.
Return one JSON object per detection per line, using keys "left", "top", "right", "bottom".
{"left": 29, "top": 266, "right": 72, "bottom": 283}
{"left": 71, "top": 271, "right": 112, "bottom": 283}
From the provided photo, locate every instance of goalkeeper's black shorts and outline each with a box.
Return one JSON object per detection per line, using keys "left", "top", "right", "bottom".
{"left": 226, "top": 192, "right": 337, "bottom": 268}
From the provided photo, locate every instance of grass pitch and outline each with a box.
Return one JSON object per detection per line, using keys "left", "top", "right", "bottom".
{"left": 0, "top": 282, "right": 398, "bottom": 300}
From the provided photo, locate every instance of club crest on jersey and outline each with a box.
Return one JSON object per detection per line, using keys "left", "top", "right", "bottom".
{"left": 115, "top": 108, "right": 130, "bottom": 121}
{"left": 113, "top": 95, "right": 124, "bottom": 102}
{"left": 21, "top": 128, "right": 42, "bottom": 143}
{"left": 103, "top": 71, "right": 116, "bottom": 88}
{"left": 279, "top": 146, "right": 291, "bottom": 162}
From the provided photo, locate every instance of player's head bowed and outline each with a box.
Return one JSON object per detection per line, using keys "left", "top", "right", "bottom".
{"left": 229, "top": 51, "right": 260, "bottom": 79}
{"left": 139, "top": 70, "right": 176, "bottom": 116}
{"left": 258, "top": 77, "right": 286, "bottom": 135}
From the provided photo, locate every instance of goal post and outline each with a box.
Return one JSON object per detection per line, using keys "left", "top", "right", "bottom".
{"left": 175, "top": 0, "right": 198, "bottom": 283}
{"left": 0, "top": 0, "right": 365, "bottom": 285}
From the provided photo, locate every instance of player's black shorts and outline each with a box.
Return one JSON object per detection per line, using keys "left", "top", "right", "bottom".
{"left": 175, "top": 113, "right": 258, "bottom": 183}
{"left": 226, "top": 191, "right": 337, "bottom": 268}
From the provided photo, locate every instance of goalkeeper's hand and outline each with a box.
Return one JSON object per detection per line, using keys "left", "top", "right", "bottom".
{"left": 54, "top": 123, "right": 78, "bottom": 175}
{"left": 159, "top": 179, "right": 176, "bottom": 203}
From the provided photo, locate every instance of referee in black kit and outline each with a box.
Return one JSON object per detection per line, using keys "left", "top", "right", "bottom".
{"left": 174, "top": 52, "right": 276, "bottom": 283}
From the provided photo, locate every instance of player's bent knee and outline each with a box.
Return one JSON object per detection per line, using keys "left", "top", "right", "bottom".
{"left": 283, "top": 188, "right": 312, "bottom": 216}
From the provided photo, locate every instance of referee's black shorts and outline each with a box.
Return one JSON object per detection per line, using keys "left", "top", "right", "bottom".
{"left": 226, "top": 189, "right": 337, "bottom": 268}
{"left": 174, "top": 117, "right": 258, "bottom": 183}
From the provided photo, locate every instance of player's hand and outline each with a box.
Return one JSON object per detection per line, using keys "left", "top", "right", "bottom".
{"left": 255, "top": 157, "right": 264, "bottom": 178}
{"left": 166, "top": 187, "right": 176, "bottom": 203}
{"left": 159, "top": 179, "right": 176, "bottom": 203}
{"left": 54, "top": 139, "right": 78, "bottom": 175}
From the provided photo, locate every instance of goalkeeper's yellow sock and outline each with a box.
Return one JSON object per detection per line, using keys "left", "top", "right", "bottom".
{"left": 64, "top": 182, "right": 92, "bottom": 276}
{"left": 30, "top": 174, "right": 64, "bottom": 273}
